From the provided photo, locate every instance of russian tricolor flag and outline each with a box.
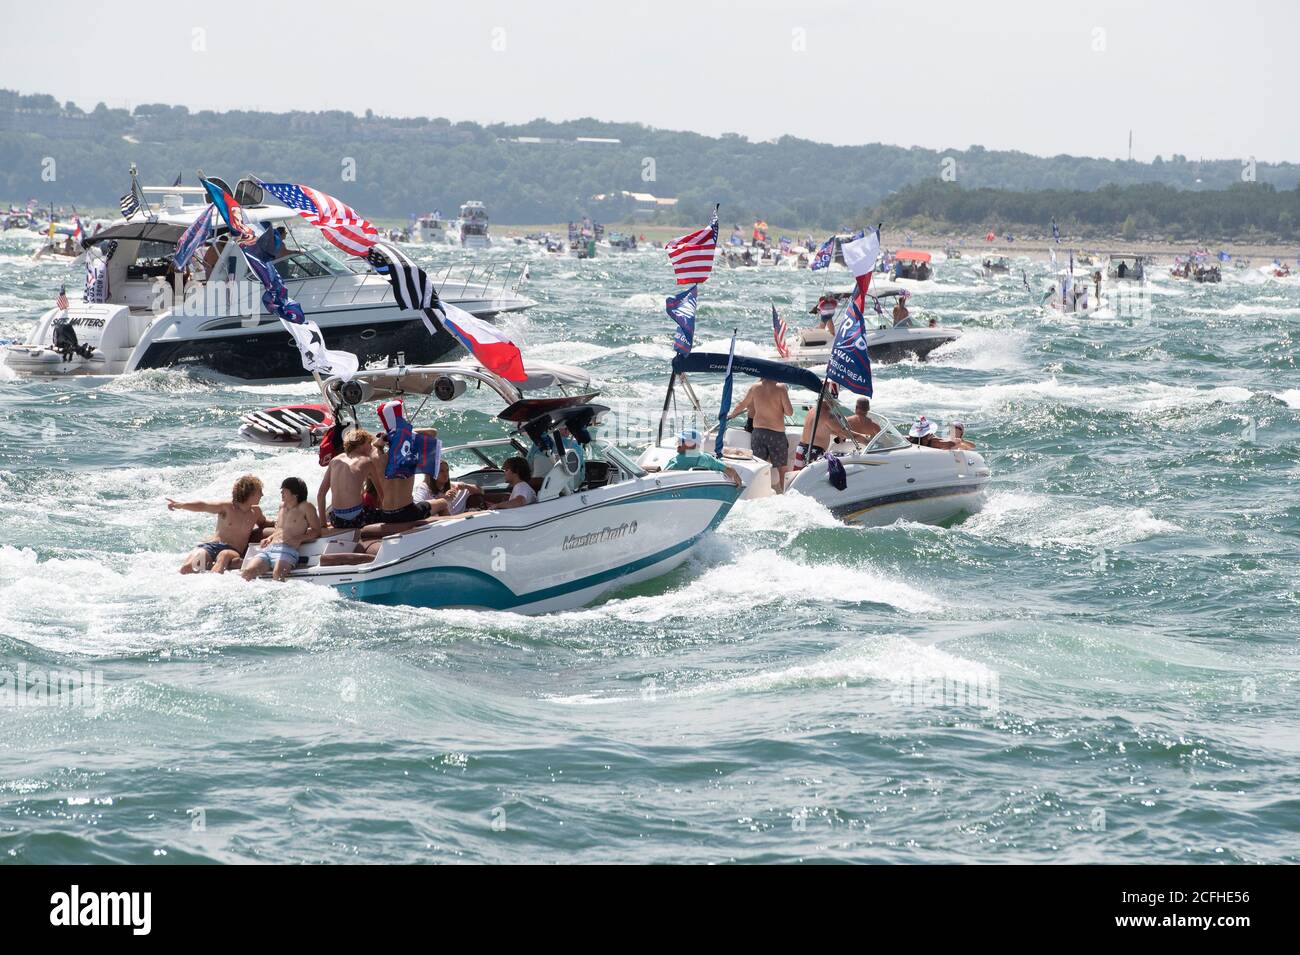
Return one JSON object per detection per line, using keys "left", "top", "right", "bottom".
{"left": 438, "top": 301, "right": 526, "bottom": 383}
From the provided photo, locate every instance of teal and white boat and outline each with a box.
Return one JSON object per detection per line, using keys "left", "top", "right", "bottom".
{"left": 243, "top": 360, "right": 740, "bottom": 613}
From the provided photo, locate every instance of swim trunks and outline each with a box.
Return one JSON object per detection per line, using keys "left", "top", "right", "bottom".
{"left": 750, "top": 427, "right": 788, "bottom": 468}
{"left": 262, "top": 543, "right": 300, "bottom": 568}
{"left": 377, "top": 501, "right": 432, "bottom": 524}
{"left": 329, "top": 504, "right": 373, "bottom": 529}
{"left": 199, "top": 541, "right": 240, "bottom": 563}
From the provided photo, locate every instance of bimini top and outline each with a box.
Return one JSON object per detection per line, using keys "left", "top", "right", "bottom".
{"left": 672, "top": 351, "right": 823, "bottom": 393}
{"left": 894, "top": 249, "right": 932, "bottom": 263}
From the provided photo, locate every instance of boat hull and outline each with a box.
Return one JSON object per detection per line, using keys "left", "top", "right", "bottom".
{"left": 292, "top": 476, "right": 740, "bottom": 613}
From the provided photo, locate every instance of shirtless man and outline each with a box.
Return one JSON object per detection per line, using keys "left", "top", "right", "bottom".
{"left": 362, "top": 428, "right": 444, "bottom": 538}
{"left": 727, "top": 378, "right": 793, "bottom": 492}
{"left": 169, "top": 475, "right": 267, "bottom": 574}
{"left": 892, "top": 296, "right": 911, "bottom": 326}
{"left": 318, "top": 428, "right": 378, "bottom": 529}
{"left": 845, "top": 397, "right": 882, "bottom": 444}
{"left": 241, "top": 477, "right": 322, "bottom": 581}
{"left": 794, "top": 398, "right": 875, "bottom": 470}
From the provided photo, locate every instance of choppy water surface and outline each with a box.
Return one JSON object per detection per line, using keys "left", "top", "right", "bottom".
{"left": 1, "top": 232, "right": 1297, "bottom": 863}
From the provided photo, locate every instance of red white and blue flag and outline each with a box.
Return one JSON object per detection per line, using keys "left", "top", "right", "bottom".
{"left": 200, "top": 177, "right": 257, "bottom": 245}
{"left": 368, "top": 242, "right": 526, "bottom": 382}
{"left": 55, "top": 285, "right": 69, "bottom": 311}
{"left": 810, "top": 235, "right": 835, "bottom": 271}
{"left": 771, "top": 302, "right": 789, "bottom": 358}
{"left": 666, "top": 205, "right": 719, "bottom": 285}
{"left": 666, "top": 285, "right": 698, "bottom": 355}
{"left": 258, "top": 181, "right": 378, "bottom": 257}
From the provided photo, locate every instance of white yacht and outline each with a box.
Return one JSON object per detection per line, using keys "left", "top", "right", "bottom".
{"left": 452, "top": 201, "right": 491, "bottom": 248}
{"left": 3, "top": 180, "right": 532, "bottom": 381}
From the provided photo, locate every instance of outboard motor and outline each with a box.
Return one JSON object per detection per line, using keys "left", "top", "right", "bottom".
{"left": 51, "top": 320, "right": 94, "bottom": 362}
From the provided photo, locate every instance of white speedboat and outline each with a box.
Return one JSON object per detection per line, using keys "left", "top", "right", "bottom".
{"left": 236, "top": 360, "right": 740, "bottom": 612}
{"left": 638, "top": 352, "right": 990, "bottom": 527}
{"left": 1045, "top": 270, "right": 1105, "bottom": 316}
{"left": 768, "top": 284, "right": 959, "bottom": 366}
{"left": 452, "top": 201, "right": 491, "bottom": 248}
{"left": 3, "top": 179, "right": 533, "bottom": 381}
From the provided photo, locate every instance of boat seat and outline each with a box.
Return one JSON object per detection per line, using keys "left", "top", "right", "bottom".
{"left": 582, "top": 460, "right": 610, "bottom": 489}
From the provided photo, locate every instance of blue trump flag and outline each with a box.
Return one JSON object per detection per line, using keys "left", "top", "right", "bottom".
{"left": 810, "top": 235, "right": 835, "bottom": 271}
{"left": 666, "top": 284, "right": 697, "bottom": 355}
{"left": 826, "top": 286, "right": 874, "bottom": 397}
{"left": 715, "top": 331, "right": 737, "bottom": 457}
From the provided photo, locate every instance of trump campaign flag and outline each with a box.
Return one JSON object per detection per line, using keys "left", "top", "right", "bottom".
{"left": 810, "top": 235, "right": 835, "bottom": 271}
{"left": 825, "top": 227, "right": 879, "bottom": 397}
{"left": 666, "top": 285, "right": 697, "bottom": 355}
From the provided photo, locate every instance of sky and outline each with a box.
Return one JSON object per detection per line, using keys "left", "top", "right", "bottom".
{"left": 2, "top": 0, "right": 1295, "bottom": 163}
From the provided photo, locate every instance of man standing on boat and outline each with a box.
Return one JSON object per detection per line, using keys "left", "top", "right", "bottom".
{"left": 727, "top": 378, "right": 792, "bottom": 493}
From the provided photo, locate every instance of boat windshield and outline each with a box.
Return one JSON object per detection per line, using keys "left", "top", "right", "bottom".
{"left": 593, "top": 441, "right": 646, "bottom": 478}
{"left": 863, "top": 413, "right": 909, "bottom": 452}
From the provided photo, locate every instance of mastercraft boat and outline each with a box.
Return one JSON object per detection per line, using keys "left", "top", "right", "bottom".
{"left": 639, "top": 352, "right": 989, "bottom": 527}
{"left": 237, "top": 359, "right": 741, "bottom": 612}
{"left": 3, "top": 180, "right": 533, "bottom": 380}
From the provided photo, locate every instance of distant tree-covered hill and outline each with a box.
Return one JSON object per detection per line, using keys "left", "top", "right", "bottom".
{"left": 2, "top": 89, "right": 1297, "bottom": 230}
{"left": 873, "top": 180, "right": 1300, "bottom": 242}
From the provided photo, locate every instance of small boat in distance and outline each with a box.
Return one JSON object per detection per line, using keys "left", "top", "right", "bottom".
{"left": 409, "top": 212, "right": 448, "bottom": 244}
{"left": 453, "top": 201, "right": 491, "bottom": 248}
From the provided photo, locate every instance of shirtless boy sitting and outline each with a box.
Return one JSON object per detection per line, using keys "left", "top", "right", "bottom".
{"left": 168, "top": 475, "right": 267, "bottom": 574}
{"left": 241, "top": 477, "right": 322, "bottom": 581}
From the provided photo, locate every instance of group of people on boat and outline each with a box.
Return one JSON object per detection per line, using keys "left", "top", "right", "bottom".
{"left": 169, "top": 403, "right": 557, "bottom": 580}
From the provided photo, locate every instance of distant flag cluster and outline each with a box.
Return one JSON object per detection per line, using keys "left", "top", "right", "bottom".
{"left": 260, "top": 181, "right": 379, "bottom": 257}
{"left": 665, "top": 205, "right": 719, "bottom": 285}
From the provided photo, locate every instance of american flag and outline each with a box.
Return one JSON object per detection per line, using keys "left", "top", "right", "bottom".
{"left": 258, "top": 182, "right": 378, "bottom": 257}
{"left": 666, "top": 205, "right": 719, "bottom": 285}
{"left": 771, "top": 302, "right": 789, "bottom": 358}
{"left": 55, "top": 285, "right": 69, "bottom": 310}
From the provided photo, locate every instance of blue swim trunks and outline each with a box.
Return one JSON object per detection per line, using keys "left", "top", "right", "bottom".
{"left": 262, "top": 543, "right": 300, "bottom": 568}
{"left": 199, "top": 541, "right": 240, "bottom": 563}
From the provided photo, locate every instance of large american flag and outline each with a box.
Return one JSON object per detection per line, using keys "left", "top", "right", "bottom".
{"left": 665, "top": 205, "right": 719, "bottom": 285}
{"left": 258, "top": 182, "right": 378, "bottom": 257}
{"left": 771, "top": 302, "right": 789, "bottom": 358}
